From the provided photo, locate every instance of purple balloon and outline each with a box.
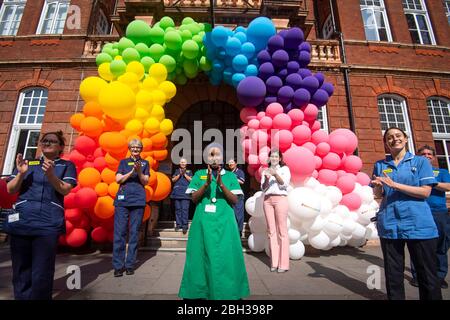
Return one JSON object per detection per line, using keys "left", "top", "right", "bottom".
{"left": 321, "top": 82, "right": 335, "bottom": 96}
{"left": 264, "top": 95, "right": 278, "bottom": 107}
{"left": 277, "top": 68, "right": 288, "bottom": 80}
{"left": 266, "top": 76, "right": 283, "bottom": 94}
{"left": 299, "top": 42, "right": 311, "bottom": 53}
{"left": 311, "top": 89, "right": 329, "bottom": 107}
{"left": 298, "top": 51, "right": 311, "bottom": 67}
{"left": 272, "top": 49, "right": 289, "bottom": 68}
{"left": 287, "top": 49, "right": 299, "bottom": 61}
{"left": 284, "top": 102, "right": 294, "bottom": 112}
{"left": 267, "top": 35, "right": 284, "bottom": 53}
{"left": 287, "top": 61, "right": 300, "bottom": 74}
{"left": 297, "top": 68, "right": 312, "bottom": 78}
{"left": 302, "top": 76, "right": 320, "bottom": 95}
{"left": 285, "top": 73, "right": 303, "bottom": 90}
{"left": 279, "top": 29, "right": 289, "bottom": 38}
{"left": 315, "top": 72, "right": 325, "bottom": 86}
{"left": 284, "top": 27, "right": 304, "bottom": 50}
{"left": 237, "top": 76, "right": 266, "bottom": 107}
{"left": 277, "top": 85, "right": 294, "bottom": 104}
{"left": 258, "top": 62, "right": 275, "bottom": 81}
{"left": 293, "top": 88, "right": 311, "bottom": 107}
{"left": 257, "top": 50, "right": 271, "bottom": 64}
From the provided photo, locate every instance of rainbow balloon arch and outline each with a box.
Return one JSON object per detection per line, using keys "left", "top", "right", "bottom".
{"left": 60, "top": 16, "right": 379, "bottom": 257}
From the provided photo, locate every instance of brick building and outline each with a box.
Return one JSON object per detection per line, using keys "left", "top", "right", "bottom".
{"left": 0, "top": 0, "right": 449, "bottom": 193}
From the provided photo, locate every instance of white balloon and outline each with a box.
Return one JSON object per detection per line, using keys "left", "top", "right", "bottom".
{"left": 287, "top": 217, "right": 291, "bottom": 230}
{"left": 329, "top": 235, "right": 341, "bottom": 247}
{"left": 304, "top": 177, "right": 320, "bottom": 189}
{"left": 289, "top": 240, "right": 305, "bottom": 260}
{"left": 339, "top": 238, "right": 348, "bottom": 246}
{"left": 334, "top": 205, "right": 350, "bottom": 219}
{"left": 357, "top": 204, "right": 376, "bottom": 226}
{"left": 248, "top": 233, "right": 266, "bottom": 252}
{"left": 352, "top": 223, "right": 367, "bottom": 239}
{"left": 288, "top": 228, "right": 301, "bottom": 244}
{"left": 319, "top": 197, "right": 333, "bottom": 217}
{"left": 353, "top": 182, "right": 363, "bottom": 194}
{"left": 308, "top": 231, "right": 330, "bottom": 250}
{"left": 323, "top": 214, "right": 344, "bottom": 238}
{"left": 349, "top": 210, "right": 359, "bottom": 222}
{"left": 314, "top": 184, "right": 328, "bottom": 196}
{"left": 288, "top": 187, "right": 322, "bottom": 220}
{"left": 365, "top": 223, "right": 379, "bottom": 240}
{"left": 288, "top": 212, "right": 303, "bottom": 229}
{"left": 245, "top": 196, "right": 256, "bottom": 216}
{"left": 369, "top": 200, "right": 380, "bottom": 211}
{"left": 360, "top": 186, "right": 375, "bottom": 205}
{"left": 325, "top": 186, "right": 343, "bottom": 207}
{"left": 303, "top": 215, "right": 326, "bottom": 232}
{"left": 341, "top": 217, "right": 357, "bottom": 236}
{"left": 249, "top": 216, "right": 267, "bottom": 234}
{"left": 299, "top": 233, "right": 308, "bottom": 241}
{"left": 347, "top": 236, "right": 367, "bottom": 248}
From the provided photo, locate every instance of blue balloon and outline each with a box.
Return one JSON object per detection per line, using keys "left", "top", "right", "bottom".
{"left": 224, "top": 55, "right": 233, "bottom": 67}
{"left": 277, "top": 86, "right": 294, "bottom": 104}
{"left": 218, "top": 49, "right": 227, "bottom": 59}
{"left": 311, "top": 89, "right": 329, "bottom": 107}
{"left": 225, "top": 37, "right": 242, "bottom": 56}
{"left": 235, "top": 26, "right": 247, "bottom": 34}
{"left": 284, "top": 27, "right": 304, "bottom": 50}
{"left": 277, "top": 68, "right": 288, "bottom": 80}
{"left": 212, "top": 59, "right": 225, "bottom": 72}
{"left": 205, "top": 47, "right": 217, "bottom": 61}
{"left": 232, "top": 54, "right": 248, "bottom": 72}
{"left": 203, "top": 32, "right": 215, "bottom": 49}
{"left": 244, "top": 64, "right": 258, "bottom": 77}
{"left": 232, "top": 73, "right": 246, "bottom": 88}
{"left": 287, "top": 61, "right": 300, "bottom": 74}
{"left": 246, "top": 17, "right": 276, "bottom": 51}
{"left": 234, "top": 31, "right": 247, "bottom": 44}
{"left": 241, "top": 42, "right": 256, "bottom": 59}
{"left": 211, "top": 26, "right": 229, "bottom": 47}
{"left": 223, "top": 67, "right": 234, "bottom": 83}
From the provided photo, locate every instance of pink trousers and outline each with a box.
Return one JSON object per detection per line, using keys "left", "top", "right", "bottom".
{"left": 263, "top": 195, "right": 289, "bottom": 270}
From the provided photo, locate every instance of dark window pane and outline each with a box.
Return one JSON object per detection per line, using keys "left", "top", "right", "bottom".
{"left": 406, "top": 14, "right": 416, "bottom": 29}
{"left": 434, "top": 140, "right": 444, "bottom": 155}
{"left": 379, "top": 28, "right": 388, "bottom": 41}
{"left": 437, "top": 157, "right": 448, "bottom": 170}
{"left": 410, "top": 30, "right": 421, "bottom": 43}
{"left": 421, "top": 31, "right": 431, "bottom": 44}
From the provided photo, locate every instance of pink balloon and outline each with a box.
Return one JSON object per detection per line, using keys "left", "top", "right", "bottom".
{"left": 336, "top": 170, "right": 347, "bottom": 177}
{"left": 242, "top": 139, "right": 252, "bottom": 153}
{"left": 344, "top": 173, "right": 357, "bottom": 182}
{"left": 311, "top": 130, "right": 329, "bottom": 144}
{"left": 322, "top": 152, "right": 341, "bottom": 170}
{"left": 312, "top": 170, "right": 319, "bottom": 179}
{"left": 302, "top": 121, "right": 310, "bottom": 127}
{"left": 330, "top": 129, "right": 358, "bottom": 155}
{"left": 248, "top": 154, "right": 260, "bottom": 166}
{"left": 252, "top": 130, "right": 269, "bottom": 146}
{"left": 292, "top": 125, "right": 311, "bottom": 145}
{"left": 266, "top": 102, "right": 284, "bottom": 118}
{"left": 314, "top": 155, "right": 322, "bottom": 169}
{"left": 247, "top": 166, "right": 256, "bottom": 176}
{"left": 240, "top": 107, "right": 258, "bottom": 123}
{"left": 258, "top": 152, "right": 269, "bottom": 164}
{"left": 257, "top": 111, "right": 266, "bottom": 120}
{"left": 316, "top": 142, "right": 331, "bottom": 157}
{"left": 336, "top": 175, "right": 356, "bottom": 195}
{"left": 310, "top": 121, "right": 321, "bottom": 132}
{"left": 273, "top": 113, "right": 292, "bottom": 130}
{"left": 287, "top": 109, "right": 304, "bottom": 126}
{"left": 248, "top": 119, "right": 260, "bottom": 130}
{"left": 356, "top": 172, "right": 371, "bottom": 186}
{"left": 340, "top": 192, "right": 362, "bottom": 211}
{"left": 302, "top": 103, "right": 319, "bottom": 122}
{"left": 255, "top": 169, "right": 262, "bottom": 183}
{"left": 317, "top": 169, "right": 338, "bottom": 186}
{"left": 259, "top": 116, "right": 273, "bottom": 129}
{"left": 329, "top": 134, "right": 347, "bottom": 154}
{"left": 343, "top": 155, "right": 363, "bottom": 174}
{"left": 302, "top": 142, "right": 316, "bottom": 154}
{"left": 260, "top": 146, "right": 271, "bottom": 154}
{"left": 283, "top": 146, "right": 315, "bottom": 183}
{"left": 273, "top": 130, "right": 293, "bottom": 152}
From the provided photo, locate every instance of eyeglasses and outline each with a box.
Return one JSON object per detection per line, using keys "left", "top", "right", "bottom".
{"left": 40, "top": 139, "right": 60, "bottom": 145}
{"left": 130, "top": 146, "right": 142, "bottom": 150}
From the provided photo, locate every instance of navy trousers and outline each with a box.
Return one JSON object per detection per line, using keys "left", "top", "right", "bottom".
{"left": 10, "top": 233, "right": 59, "bottom": 300}
{"left": 234, "top": 195, "right": 245, "bottom": 234}
{"left": 113, "top": 206, "right": 144, "bottom": 270}
{"left": 411, "top": 211, "right": 448, "bottom": 280}
{"left": 174, "top": 199, "right": 190, "bottom": 229}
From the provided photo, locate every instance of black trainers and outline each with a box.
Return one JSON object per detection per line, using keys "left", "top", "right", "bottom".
{"left": 441, "top": 279, "right": 448, "bottom": 289}
{"left": 125, "top": 268, "right": 134, "bottom": 275}
{"left": 409, "top": 278, "right": 419, "bottom": 287}
{"left": 114, "top": 269, "right": 124, "bottom": 277}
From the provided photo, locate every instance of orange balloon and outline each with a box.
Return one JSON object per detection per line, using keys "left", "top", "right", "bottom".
{"left": 101, "top": 167, "right": 116, "bottom": 184}
{"left": 150, "top": 132, "right": 167, "bottom": 149}
{"left": 70, "top": 113, "right": 85, "bottom": 131}
{"left": 152, "top": 172, "right": 171, "bottom": 201}
{"left": 95, "top": 182, "right": 109, "bottom": 196}
{"left": 99, "top": 132, "right": 128, "bottom": 154}
{"left": 142, "top": 138, "right": 153, "bottom": 151}
{"left": 152, "top": 149, "right": 168, "bottom": 161}
{"left": 80, "top": 116, "right": 103, "bottom": 138}
{"left": 94, "top": 196, "right": 115, "bottom": 219}
{"left": 148, "top": 169, "right": 157, "bottom": 187}
{"left": 145, "top": 185, "right": 154, "bottom": 202}
{"left": 104, "top": 152, "right": 121, "bottom": 171}
{"left": 108, "top": 182, "right": 120, "bottom": 198}
{"left": 83, "top": 101, "right": 103, "bottom": 119}
{"left": 102, "top": 116, "right": 123, "bottom": 132}
{"left": 143, "top": 205, "right": 152, "bottom": 222}
{"left": 119, "top": 129, "right": 133, "bottom": 138}
{"left": 151, "top": 160, "right": 159, "bottom": 171}
{"left": 78, "top": 167, "right": 101, "bottom": 189}
{"left": 141, "top": 129, "right": 151, "bottom": 138}
{"left": 145, "top": 156, "right": 154, "bottom": 168}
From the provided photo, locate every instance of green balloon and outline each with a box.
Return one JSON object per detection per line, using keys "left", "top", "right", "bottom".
{"left": 160, "top": 16, "right": 175, "bottom": 30}
{"left": 110, "top": 59, "right": 127, "bottom": 77}
{"left": 149, "top": 26, "right": 165, "bottom": 44}
{"left": 135, "top": 43, "right": 150, "bottom": 57}
{"left": 102, "top": 47, "right": 115, "bottom": 57}
{"left": 167, "top": 71, "right": 176, "bottom": 81}
{"left": 122, "top": 47, "right": 141, "bottom": 64}
{"left": 183, "top": 59, "right": 198, "bottom": 74}
{"left": 185, "top": 69, "right": 198, "bottom": 79}
{"left": 199, "top": 56, "right": 212, "bottom": 72}
{"left": 103, "top": 43, "right": 114, "bottom": 51}
{"left": 176, "top": 73, "right": 187, "bottom": 85}
{"left": 112, "top": 42, "right": 119, "bottom": 49}
{"left": 118, "top": 37, "right": 135, "bottom": 53}
{"left": 202, "top": 23, "right": 212, "bottom": 32}
{"left": 175, "top": 66, "right": 183, "bottom": 75}
{"left": 96, "top": 52, "right": 113, "bottom": 66}
{"left": 159, "top": 55, "right": 177, "bottom": 73}
{"left": 165, "top": 27, "right": 175, "bottom": 32}
{"left": 186, "top": 23, "right": 200, "bottom": 35}
{"left": 164, "top": 31, "right": 182, "bottom": 51}
{"left": 140, "top": 56, "right": 155, "bottom": 72}
{"left": 182, "top": 40, "right": 199, "bottom": 60}
{"left": 180, "top": 29, "right": 193, "bottom": 42}
{"left": 126, "top": 20, "right": 152, "bottom": 46}
{"left": 192, "top": 34, "right": 203, "bottom": 47}
{"left": 148, "top": 44, "right": 165, "bottom": 61}
{"left": 111, "top": 48, "right": 119, "bottom": 58}
{"left": 182, "top": 17, "right": 195, "bottom": 25}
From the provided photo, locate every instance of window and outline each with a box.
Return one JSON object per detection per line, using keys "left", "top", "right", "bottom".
{"left": 402, "top": 0, "right": 436, "bottom": 45}
{"left": 427, "top": 97, "right": 450, "bottom": 169}
{"left": 377, "top": 95, "right": 415, "bottom": 153}
{"left": 2, "top": 88, "right": 48, "bottom": 175}
{"left": 95, "top": 9, "right": 110, "bottom": 35}
{"left": 322, "top": 15, "right": 334, "bottom": 40}
{"left": 360, "top": 0, "right": 392, "bottom": 42}
{"left": 317, "top": 105, "right": 329, "bottom": 132}
{"left": 445, "top": 0, "right": 450, "bottom": 25}
{"left": 37, "top": 0, "right": 70, "bottom": 35}
{"left": 0, "top": 0, "right": 26, "bottom": 36}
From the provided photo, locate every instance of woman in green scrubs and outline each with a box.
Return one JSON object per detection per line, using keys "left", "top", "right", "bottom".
{"left": 178, "top": 143, "right": 250, "bottom": 300}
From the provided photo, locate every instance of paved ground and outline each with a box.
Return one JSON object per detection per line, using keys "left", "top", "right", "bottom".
{"left": 0, "top": 244, "right": 448, "bottom": 300}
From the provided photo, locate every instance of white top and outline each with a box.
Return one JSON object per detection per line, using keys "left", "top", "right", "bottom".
{"left": 260, "top": 165, "right": 291, "bottom": 196}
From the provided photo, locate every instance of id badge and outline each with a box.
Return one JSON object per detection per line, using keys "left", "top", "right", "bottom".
{"left": 205, "top": 204, "right": 216, "bottom": 213}
{"left": 117, "top": 195, "right": 125, "bottom": 201}
{"left": 8, "top": 212, "right": 19, "bottom": 223}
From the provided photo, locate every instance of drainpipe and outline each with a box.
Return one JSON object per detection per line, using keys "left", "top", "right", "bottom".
{"left": 210, "top": 0, "right": 215, "bottom": 28}
{"left": 328, "top": 0, "right": 358, "bottom": 155}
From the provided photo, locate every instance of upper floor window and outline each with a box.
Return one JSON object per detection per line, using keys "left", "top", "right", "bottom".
{"left": 360, "top": 0, "right": 392, "bottom": 42}
{"left": 95, "top": 9, "right": 110, "bottom": 35}
{"left": 444, "top": 0, "right": 450, "bottom": 25}
{"left": 37, "top": 0, "right": 70, "bottom": 35}
{"left": 317, "top": 105, "right": 329, "bottom": 133}
{"left": 0, "top": 0, "right": 26, "bottom": 36}
{"left": 427, "top": 97, "right": 450, "bottom": 169}
{"left": 322, "top": 15, "right": 334, "bottom": 40}
{"left": 402, "top": 0, "right": 436, "bottom": 45}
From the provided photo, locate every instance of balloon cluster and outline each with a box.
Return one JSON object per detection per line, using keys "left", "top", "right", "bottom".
{"left": 236, "top": 28, "right": 334, "bottom": 111}
{"left": 96, "top": 17, "right": 211, "bottom": 86}
{"left": 203, "top": 17, "right": 276, "bottom": 87}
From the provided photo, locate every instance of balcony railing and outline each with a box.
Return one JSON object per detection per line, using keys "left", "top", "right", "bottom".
{"left": 164, "top": 0, "right": 262, "bottom": 8}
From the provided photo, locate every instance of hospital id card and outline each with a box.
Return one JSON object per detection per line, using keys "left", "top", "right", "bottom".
{"left": 205, "top": 204, "right": 216, "bottom": 213}
{"left": 8, "top": 212, "right": 19, "bottom": 223}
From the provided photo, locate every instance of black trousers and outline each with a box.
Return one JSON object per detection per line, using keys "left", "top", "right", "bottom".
{"left": 380, "top": 237, "right": 442, "bottom": 300}
{"left": 10, "top": 233, "right": 59, "bottom": 300}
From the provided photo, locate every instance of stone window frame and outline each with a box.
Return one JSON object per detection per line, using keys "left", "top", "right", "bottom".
{"left": 427, "top": 97, "right": 450, "bottom": 169}
{"left": 0, "top": 0, "right": 26, "bottom": 36}
{"left": 321, "top": 15, "right": 334, "bottom": 40}
{"left": 360, "top": 0, "right": 393, "bottom": 42}
{"left": 402, "top": 0, "right": 436, "bottom": 45}
{"left": 36, "top": 0, "right": 70, "bottom": 35}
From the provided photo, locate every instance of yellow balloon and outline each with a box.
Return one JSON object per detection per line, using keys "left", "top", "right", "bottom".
{"left": 98, "top": 81, "right": 136, "bottom": 120}
{"left": 144, "top": 117, "right": 160, "bottom": 134}
{"left": 98, "top": 63, "right": 114, "bottom": 81}
{"left": 126, "top": 61, "right": 145, "bottom": 80}
{"left": 148, "top": 63, "right": 167, "bottom": 83}
{"left": 79, "top": 77, "right": 107, "bottom": 102}
{"left": 151, "top": 90, "right": 166, "bottom": 106}
{"left": 143, "top": 77, "right": 158, "bottom": 91}
{"left": 118, "top": 72, "right": 139, "bottom": 92}
{"left": 125, "top": 119, "right": 144, "bottom": 135}
{"left": 150, "top": 105, "right": 165, "bottom": 122}
{"left": 135, "top": 107, "right": 150, "bottom": 121}
{"left": 136, "top": 90, "right": 153, "bottom": 106}
{"left": 160, "top": 119, "right": 174, "bottom": 136}
{"left": 158, "top": 81, "right": 177, "bottom": 100}
{"left": 114, "top": 56, "right": 123, "bottom": 60}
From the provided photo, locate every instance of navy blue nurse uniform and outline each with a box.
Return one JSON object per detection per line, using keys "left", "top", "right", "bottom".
{"left": 170, "top": 168, "right": 193, "bottom": 230}
{"left": 113, "top": 157, "right": 149, "bottom": 271}
{"left": 231, "top": 167, "right": 246, "bottom": 233}
{"left": 6, "top": 157, "right": 77, "bottom": 300}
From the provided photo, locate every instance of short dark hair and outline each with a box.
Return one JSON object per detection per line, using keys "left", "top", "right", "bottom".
{"left": 41, "top": 130, "right": 66, "bottom": 155}
{"left": 267, "top": 149, "right": 286, "bottom": 166}
{"left": 418, "top": 145, "right": 435, "bottom": 156}
{"left": 383, "top": 127, "right": 408, "bottom": 143}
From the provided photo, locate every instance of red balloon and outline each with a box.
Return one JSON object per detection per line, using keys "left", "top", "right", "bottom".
{"left": 66, "top": 228, "right": 88, "bottom": 247}
{"left": 240, "top": 107, "right": 258, "bottom": 123}
{"left": 259, "top": 116, "right": 273, "bottom": 129}
{"left": 314, "top": 155, "right": 322, "bottom": 169}
{"left": 68, "top": 150, "right": 86, "bottom": 167}
{"left": 91, "top": 226, "right": 108, "bottom": 243}
{"left": 65, "top": 208, "right": 83, "bottom": 223}
{"left": 74, "top": 187, "right": 98, "bottom": 209}
{"left": 336, "top": 175, "right": 356, "bottom": 195}
{"left": 248, "top": 119, "right": 260, "bottom": 130}
{"left": 93, "top": 156, "right": 107, "bottom": 172}
{"left": 64, "top": 192, "right": 76, "bottom": 209}
{"left": 316, "top": 142, "right": 330, "bottom": 157}
{"left": 273, "top": 130, "right": 293, "bottom": 152}
{"left": 66, "top": 220, "right": 74, "bottom": 234}
{"left": 74, "top": 136, "right": 97, "bottom": 156}
{"left": 310, "top": 121, "right": 321, "bottom": 132}
{"left": 330, "top": 129, "right": 358, "bottom": 155}
{"left": 256, "top": 111, "right": 266, "bottom": 120}
{"left": 0, "top": 178, "right": 18, "bottom": 209}
{"left": 302, "top": 103, "right": 318, "bottom": 121}
{"left": 301, "top": 142, "right": 316, "bottom": 155}
{"left": 58, "top": 235, "right": 67, "bottom": 246}
{"left": 317, "top": 169, "right": 338, "bottom": 186}
{"left": 340, "top": 192, "right": 362, "bottom": 211}
{"left": 93, "top": 147, "right": 106, "bottom": 158}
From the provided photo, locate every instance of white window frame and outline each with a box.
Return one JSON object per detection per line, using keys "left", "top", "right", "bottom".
{"left": 377, "top": 95, "right": 415, "bottom": 154}
{"left": 317, "top": 105, "right": 329, "bottom": 133}
{"left": 322, "top": 15, "right": 334, "bottom": 40}
{"left": 36, "top": 0, "right": 70, "bottom": 35}
{"left": 2, "top": 88, "right": 48, "bottom": 175}
{"left": 0, "top": 0, "right": 26, "bottom": 36}
{"left": 403, "top": 0, "right": 436, "bottom": 45}
{"left": 360, "top": 0, "right": 393, "bottom": 42}
{"left": 427, "top": 97, "right": 450, "bottom": 169}
{"left": 445, "top": 0, "right": 450, "bottom": 25}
